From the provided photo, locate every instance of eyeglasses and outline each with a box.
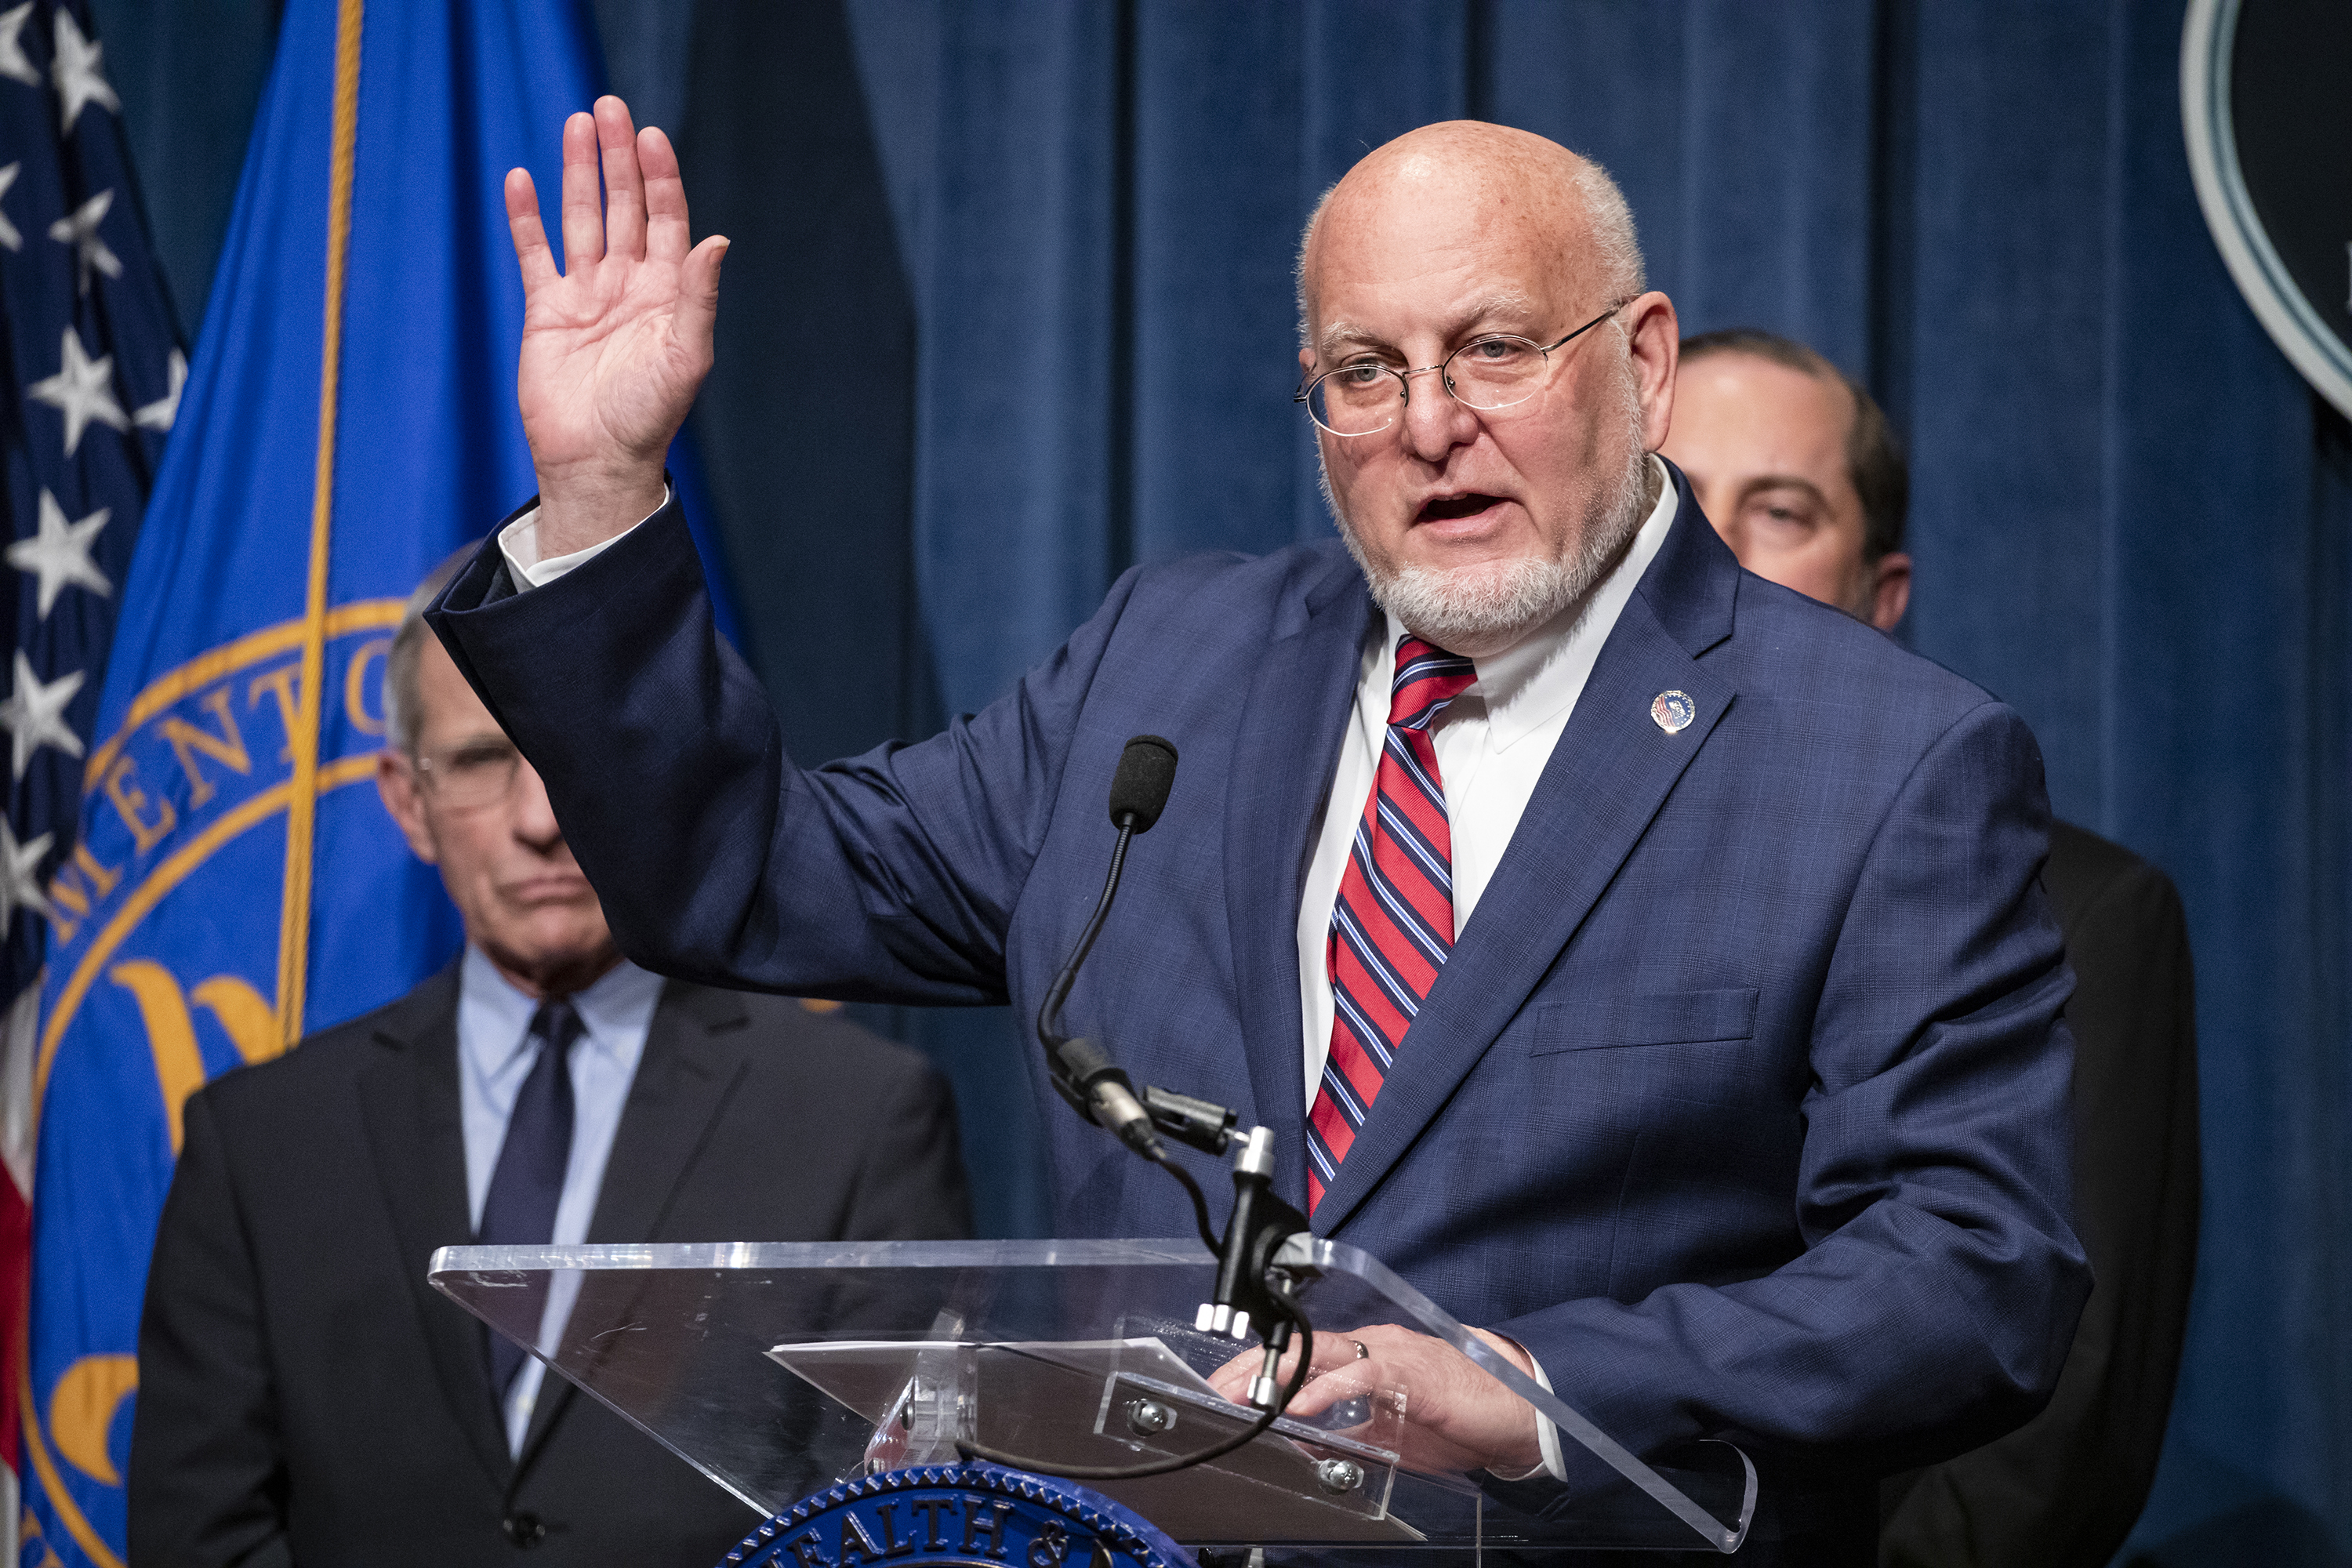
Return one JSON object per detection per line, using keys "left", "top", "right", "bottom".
{"left": 411, "top": 738, "right": 524, "bottom": 810}
{"left": 1294, "top": 299, "right": 1632, "bottom": 437}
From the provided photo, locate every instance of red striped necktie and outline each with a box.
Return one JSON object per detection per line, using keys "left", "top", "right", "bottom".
{"left": 1307, "top": 634, "right": 1479, "bottom": 1214}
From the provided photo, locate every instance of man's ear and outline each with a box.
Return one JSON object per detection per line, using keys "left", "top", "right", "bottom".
{"left": 1867, "top": 552, "right": 1912, "bottom": 633}
{"left": 376, "top": 751, "right": 441, "bottom": 866}
{"left": 1624, "top": 291, "right": 1679, "bottom": 453}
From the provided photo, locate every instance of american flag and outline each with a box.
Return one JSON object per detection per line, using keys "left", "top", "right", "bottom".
{"left": 0, "top": 0, "right": 181, "bottom": 1548}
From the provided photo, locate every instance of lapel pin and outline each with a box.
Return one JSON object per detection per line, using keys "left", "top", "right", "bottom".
{"left": 1651, "top": 690, "right": 1696, "bottom": 734}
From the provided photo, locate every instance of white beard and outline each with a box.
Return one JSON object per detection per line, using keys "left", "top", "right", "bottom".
{"left": 1331, "top": 371, "right": 1653, "bottom": 655}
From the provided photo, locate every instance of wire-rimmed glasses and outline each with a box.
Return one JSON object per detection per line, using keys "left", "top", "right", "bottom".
{"left": 1294, "top": 298, "right": 1632, "bottom": 437}
{"left": 412, "top": 737, "right": 524, "bottom": 810}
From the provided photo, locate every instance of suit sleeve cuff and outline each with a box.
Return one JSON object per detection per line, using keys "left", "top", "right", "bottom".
{"left": 498, "top": 485, "right": 672, "bottom": 587}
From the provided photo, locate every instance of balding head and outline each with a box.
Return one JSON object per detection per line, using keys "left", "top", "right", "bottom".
{"left": 1293, "top": 122, "right": 1678, "bottom": 659}
{"left": 1298, "top": 123, "right": 1643, "bottom": 351}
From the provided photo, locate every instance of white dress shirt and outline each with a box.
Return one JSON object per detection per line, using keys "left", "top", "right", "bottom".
{"left": 457, "top": 945, "right": 663, "bottom": 1454}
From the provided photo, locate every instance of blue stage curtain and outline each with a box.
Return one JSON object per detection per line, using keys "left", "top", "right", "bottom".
{"left": 96, "top": 2, "right": 2352, "bottom": 1558}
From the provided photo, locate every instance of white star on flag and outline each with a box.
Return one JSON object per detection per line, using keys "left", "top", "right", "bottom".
{"left": 50, "top": 9, "right": 118, "bottom": 133}
{"left": 27, "top": 327, "right": 128, "bottom": 456}
{"left": 0, "top": 2, "right": 36, "bottom": 87}
{"left": 0, "top": 162, "right": 20, "bottom": 252}
{"left": 133, "top": 347, "right": 187, "bottom": 432}
{"left": 0, "top": 818, "right": 53, "bottom": 932}
{"left": 0, "top": 652, "right": 84, "bottom": 781}
{"left": 49, "top": 188, "right": 122, "bottom": 294}
{"left": 8, "top": 490, "right": 111, "bottom": 619}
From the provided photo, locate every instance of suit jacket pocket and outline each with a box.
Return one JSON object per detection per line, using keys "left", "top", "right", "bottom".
{"left": 1531, "top": 987, "right": 1759, "bottom": 1055}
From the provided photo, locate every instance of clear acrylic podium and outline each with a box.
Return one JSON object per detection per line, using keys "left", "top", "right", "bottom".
{"left": 430, "top": 1237, "right": 1755, "bottom": 1555}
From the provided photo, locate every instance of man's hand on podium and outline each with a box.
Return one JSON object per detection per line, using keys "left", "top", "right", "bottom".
{"left": 503, "top": 95, "right": 728, "bottom": 557}
{"left": 1205, "top": 1323, "right": 1544, "bottom": 1479}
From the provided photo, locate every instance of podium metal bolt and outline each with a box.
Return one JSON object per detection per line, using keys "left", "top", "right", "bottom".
{"left": 1315, "top": 1458, "right": 1365, "bottom": 1494}
{"left": 1125, "top": 1398, "right": 1177, "bottom": 1436}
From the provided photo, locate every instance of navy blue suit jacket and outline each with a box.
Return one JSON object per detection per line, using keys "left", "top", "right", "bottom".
{"left": 430, "top": 464, "right": 2087, "bottom": 1530}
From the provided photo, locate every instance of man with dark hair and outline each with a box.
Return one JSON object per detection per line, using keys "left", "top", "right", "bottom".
{"left": 1670, "top": 328, "right": 1911, "bottom": 628}
{"left": 1664, "top": 329, "right": 2201, "bottom": 1568}
{"left": 129, "top": 557, "right": 972, "bottom": 1567}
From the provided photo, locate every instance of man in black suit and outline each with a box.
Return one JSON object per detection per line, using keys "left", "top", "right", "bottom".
{"left": 1662, "top": 329, "right": 2201, "bottom": 1568}
{"left": 126, "top": 561, "right": 971, "bottom": 1567}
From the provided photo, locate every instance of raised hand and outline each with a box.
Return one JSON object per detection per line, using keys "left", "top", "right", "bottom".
{"left": 505, "top": 96, "right": 728, "bottom": 557}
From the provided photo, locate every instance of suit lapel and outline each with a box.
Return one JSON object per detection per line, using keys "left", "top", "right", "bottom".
{"left": 1313, "top": 474, "right": 1743, "bottom": 1234}
{"left": 581, "top": 982, "right": 750, "bottom": 1244}
{"left": 513, "top": 981, "right": 750, "bottom": 1468}
{"left": 1224, "top": 554, "right": 1376, "bottom": 1207}
{"left": 354, "top": 964, "right": 514, "bottom": 1490}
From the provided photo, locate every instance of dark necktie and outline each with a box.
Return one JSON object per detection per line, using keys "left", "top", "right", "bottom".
{"left": 1307, "top": 634, "right": 1478, "bottom": 1214}
{"left": 478, "top": 996, "right": 585, "bottom": 1398}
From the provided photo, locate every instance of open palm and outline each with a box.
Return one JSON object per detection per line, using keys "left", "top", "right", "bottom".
{"left": 506, "top": 96, "right": 727, "bottom": 557}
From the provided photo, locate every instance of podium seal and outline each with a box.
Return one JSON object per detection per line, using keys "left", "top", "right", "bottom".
{"left": 724, "top": 1463, "right": 1190, "bottom": 1568}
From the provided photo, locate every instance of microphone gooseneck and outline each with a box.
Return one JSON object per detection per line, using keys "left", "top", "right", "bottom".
{"left": 1037, "top": 737, "right": 1181, "bottom": 1160}
{"left": 983, "top": 733, "right": 1316, "bottom": 1485}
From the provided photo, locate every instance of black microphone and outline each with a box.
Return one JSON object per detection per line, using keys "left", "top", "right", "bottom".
{"left": 1038, "top": 737, "right": 1178, "bottom": 1159}
{"left": 1107, "top": 734, "right": 1178, "bottom": 831}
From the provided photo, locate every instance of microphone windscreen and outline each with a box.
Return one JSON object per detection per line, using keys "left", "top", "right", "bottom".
{"left": 1108, "top": 735, "right": 1180, "bottom": 832}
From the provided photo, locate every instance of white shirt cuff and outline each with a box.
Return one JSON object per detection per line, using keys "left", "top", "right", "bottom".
{"left": 1525, "top": 1346, "right": 1568, "bottom": 1483}
{"left": 1476, "top": 1334, "right": 1568, "bottom": 1483}
{"left": 496, "top": 485, "right": 670, "bottom": 589}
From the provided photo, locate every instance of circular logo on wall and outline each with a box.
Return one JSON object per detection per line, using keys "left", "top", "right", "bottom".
{"left": 723, "top": 1465, "right": 1190, "bottom": 1568}
{"left": 2181, "top": 0, "right": 2352, "bottom": 419}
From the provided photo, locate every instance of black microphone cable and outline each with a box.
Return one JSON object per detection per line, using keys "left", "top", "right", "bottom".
{"left": 956, "top": 1278, "right": 1315, "bottom": 1483}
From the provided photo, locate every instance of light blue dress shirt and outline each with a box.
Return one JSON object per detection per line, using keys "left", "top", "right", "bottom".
{"left": 457, "top": 945, "right": 663, "bottom": 1455}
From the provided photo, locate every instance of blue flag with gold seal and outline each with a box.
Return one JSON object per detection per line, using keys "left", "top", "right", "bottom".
{"left": 15, "top": 3, "right": 753, "bottom": 1560}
